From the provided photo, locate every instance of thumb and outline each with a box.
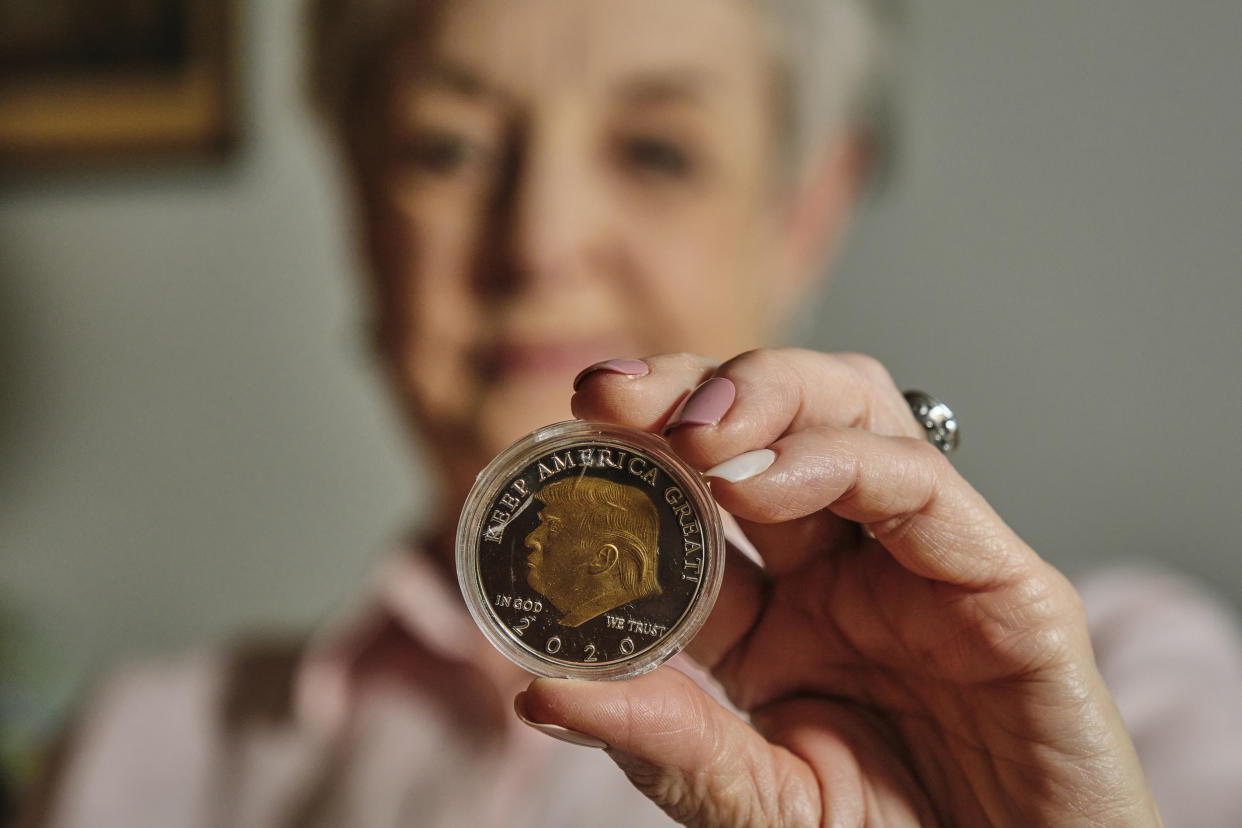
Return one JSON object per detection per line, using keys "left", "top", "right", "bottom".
{"left": 516, "top": 667, "right": 819, "bottom": 827}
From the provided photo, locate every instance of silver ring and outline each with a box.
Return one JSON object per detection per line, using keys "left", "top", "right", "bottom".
{"left": 903, "top": 390, "right": 960, "bottom": 454}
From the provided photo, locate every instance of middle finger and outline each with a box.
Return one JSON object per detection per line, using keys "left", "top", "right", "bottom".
{"left": 664, "top": 348, "right": 925, "bottom": 471}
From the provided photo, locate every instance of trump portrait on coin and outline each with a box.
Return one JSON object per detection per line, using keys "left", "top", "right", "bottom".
{"left": 524, "top": 477, "right": 662, "bottom": 627}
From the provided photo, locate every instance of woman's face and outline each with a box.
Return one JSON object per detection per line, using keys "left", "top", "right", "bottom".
{"left": 357, "top": 0, "right": 822, "bottom": 475}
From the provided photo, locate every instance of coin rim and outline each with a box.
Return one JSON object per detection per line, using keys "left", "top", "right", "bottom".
{"left": 456, "top": 420, "right": 725, "bottom": 681}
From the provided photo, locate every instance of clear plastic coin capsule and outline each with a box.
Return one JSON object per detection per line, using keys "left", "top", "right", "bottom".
{"left": 456, "top": 420, "right": 725, "bottom": 680}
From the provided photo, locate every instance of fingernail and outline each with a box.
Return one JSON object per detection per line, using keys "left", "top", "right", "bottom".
{"left": 704, "top": 449, "right": 776, "bottom": 483}
{"left": 572, "top": 358, "right": 649, "bottom": 391}
{"left": 666, "top": 377, "right": 736, "bottom": 430}
{"left": 514, "top": 694, "right": 607, "bottom": 749}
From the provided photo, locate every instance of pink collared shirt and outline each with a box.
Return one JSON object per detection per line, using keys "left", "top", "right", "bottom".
{"left": 19, "top": 550, "right": 1242, "bottom": 827}
{"left": 26, "top": 549, "right": 696, "bottom": 827}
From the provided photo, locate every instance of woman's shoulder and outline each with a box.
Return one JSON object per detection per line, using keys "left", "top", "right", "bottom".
{"left": 19, "top": 637, "right": 309, "bottom": 828}
{"left": 86, "top": 636, "right": 308, "bottom": 739}
{"left": 1078, "top": 563, "right": 1242, "bottom": 663}
{"left": 1077, "top": 564, "right": 1242, "bottom": 826}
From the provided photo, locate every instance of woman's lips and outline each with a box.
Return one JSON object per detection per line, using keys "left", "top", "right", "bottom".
{"left": 484, "top": 339, "right": 627, "bottom": 380}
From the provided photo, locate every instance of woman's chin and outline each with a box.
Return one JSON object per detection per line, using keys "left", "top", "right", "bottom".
{"left": 474, "top": 374, "right": 578, "bottom": 458}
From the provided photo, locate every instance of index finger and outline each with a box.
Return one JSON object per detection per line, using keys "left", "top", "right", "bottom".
{"left": 572, "top": 349, "right": 926, "bottom": 472}
{"left": 570, "top": 352, "right": 718, "bottom": 430}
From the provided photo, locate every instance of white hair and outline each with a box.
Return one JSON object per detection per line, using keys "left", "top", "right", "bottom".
{"left": 759, "top": 0, "right": 903, "bottom": 180}
{"left": 306, "top": 0, "right": 903, "bottom": 179}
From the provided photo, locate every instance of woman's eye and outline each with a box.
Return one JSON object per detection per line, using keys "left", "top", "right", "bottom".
{"left": 398, "top": 130, "right": 487, "bottom": 177}
{"left": 619, "top": 136, "right": 694, "bottom": 179}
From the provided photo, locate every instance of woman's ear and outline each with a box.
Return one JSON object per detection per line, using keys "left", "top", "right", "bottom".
{"left": 774, "top": 131, "right": 871, "bottom": 307}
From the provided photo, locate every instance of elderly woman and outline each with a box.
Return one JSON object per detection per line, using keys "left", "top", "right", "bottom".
{"left": 20, "top": 0, "right": 1242, "bottom": 825}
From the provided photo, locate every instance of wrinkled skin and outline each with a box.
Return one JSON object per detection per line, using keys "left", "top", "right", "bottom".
{"left": 517, "top": 349, "right": 1161, "bottom": 827}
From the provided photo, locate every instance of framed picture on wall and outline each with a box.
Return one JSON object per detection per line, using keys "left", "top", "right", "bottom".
{"left": 0, "top": 0, "right": 238, "bottom": 164}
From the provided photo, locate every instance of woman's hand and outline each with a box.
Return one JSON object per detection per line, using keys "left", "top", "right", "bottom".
{"left": 516, "top": 349, "right": 1160, "bottom": 827}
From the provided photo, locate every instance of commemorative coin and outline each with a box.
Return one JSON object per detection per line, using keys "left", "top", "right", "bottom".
{"left": 456, "top": 421, "right": 724, "bottom": 680}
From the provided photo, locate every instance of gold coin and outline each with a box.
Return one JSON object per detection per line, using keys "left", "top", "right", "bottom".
{"left": 457, "top": 421, "right": 724, "bottom": 679}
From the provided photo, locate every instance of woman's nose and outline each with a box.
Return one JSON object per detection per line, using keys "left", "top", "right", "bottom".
{"left": 485, "top": 122, "right": 604, "bottom": 295}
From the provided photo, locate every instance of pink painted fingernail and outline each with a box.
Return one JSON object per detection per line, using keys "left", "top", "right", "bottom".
{"left": 514, "top": 694, "right": 607, "bottom": 749}
{"left": 667, "top": 377, "right": 736, "bottom": 430}
{"left": 572, "top": 358, "right": 650, "bottom": 390}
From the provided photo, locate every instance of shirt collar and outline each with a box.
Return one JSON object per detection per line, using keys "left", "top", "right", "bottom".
{"left": 294, "top": 547, "right": 487, "bottom": 733}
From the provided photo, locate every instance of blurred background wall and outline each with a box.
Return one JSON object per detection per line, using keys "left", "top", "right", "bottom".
{"left": 2, "top": 0, "right": 1240, "bottom": 765}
